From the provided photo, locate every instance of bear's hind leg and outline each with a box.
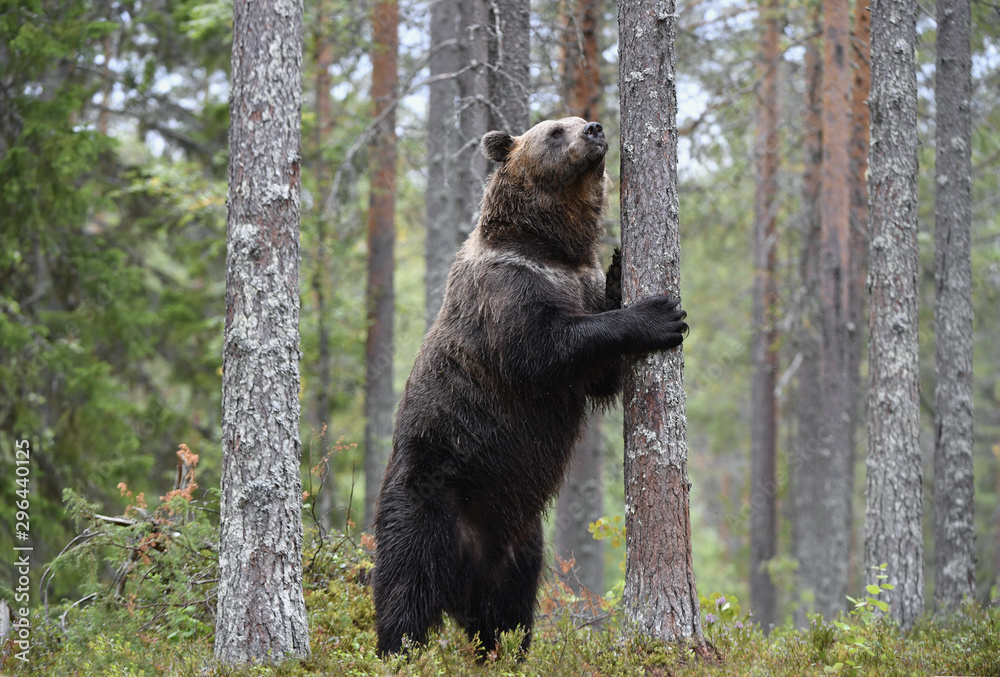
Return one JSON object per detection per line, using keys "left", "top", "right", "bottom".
{"left": 371, "top": 491, "right": 456, "bottom": 656}
{"left": 465, "top": 518, "right": 544, "bottom": 657}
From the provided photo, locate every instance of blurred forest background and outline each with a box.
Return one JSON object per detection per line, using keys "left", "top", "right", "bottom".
{"left": 2, "top": 0, "right": 999, "bottom": 630}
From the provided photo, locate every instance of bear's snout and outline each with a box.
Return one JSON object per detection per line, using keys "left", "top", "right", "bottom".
{"left": 583, "top": 121, "right": 604, "bottom": 142}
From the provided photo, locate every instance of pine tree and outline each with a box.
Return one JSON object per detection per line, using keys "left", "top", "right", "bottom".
{"left": 865, "top": 0, "right": 924, "bottom": 631}
{"left": 750, "top": 0, "right": 781, "bottom": 630}
{"left": 216, "top": 0, "right": 310, "bottom": 661}
{"left": 619, "top": 0, "right": 705, "bottom": 647}
{"left": 797, "top": 0, "right": 858, "bottom": 619}
{"left": 933, "top": 0, "right": 976, "bottom": 611}
{"left": 363, "top": 0, "right": 399, "bottom": 526}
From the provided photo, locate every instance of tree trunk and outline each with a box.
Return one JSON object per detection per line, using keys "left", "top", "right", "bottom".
{"left": 427, "top": 0, "right": 526, "bottom": 320}
{"left": 312, "top": 0, "right": 337, "bottom": 530}
{"left": 216, "top": 0, "right": 310, "bottom": 661}
{"left": 424, "top": 0, "right": 463, "bottom": 329}
{"left": 619, "top": 0, "right": 705, "bottom": 646}
{"left": 793, "top": 9, "right": 823, "bottom": 626}
{"left": 363, "top": 0, "right": 398, "bottom": 527}
{"left": 555, "top": 413, "right": 606, "bottom": 597}
{"left": 458, "top": 0, "right": 492, "bottom": 239}
{"left": 797, "top": 0, "right": 855, "bottom": 620}
{"left": 486, "top": 0, "right": 530, "bottom": 134}
{"left": 865, "top": 0, "right": 924, "bottom": 630}
{"left": 750, "top": 0, "right": 780, "bottom": 630}
{"left": 933, "top": 0, "right": 976, "bottom": 611}
{"left": 848, "top": 0, "right": 871, "bottom": 470}
{"left": 560, "top": 0, "right": 601, "bottom": 121}
{"left": 553, "top": 0, "right": 605, "bottom": 602}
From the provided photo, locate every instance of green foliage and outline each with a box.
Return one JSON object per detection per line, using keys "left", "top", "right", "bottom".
{"left": 824, "top": 566, "right": 893, "bottom": 674}
{"left": 40, "top": 447, "right": 216, "bottom": 645}
{"left": 588, "top": 514, "right": 625, "bottom": 549}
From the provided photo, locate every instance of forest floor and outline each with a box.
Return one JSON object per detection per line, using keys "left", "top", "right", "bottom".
{"left": 4, "top": 525, "right": 999, "bottom": 677}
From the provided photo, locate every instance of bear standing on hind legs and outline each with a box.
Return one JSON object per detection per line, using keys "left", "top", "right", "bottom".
{"left": 371, "top": 117, "right": 689, "bottom": 657}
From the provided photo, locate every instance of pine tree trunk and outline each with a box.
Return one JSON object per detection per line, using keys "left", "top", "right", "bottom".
{"left": 363, "top": 0, "right": 398, "bottom": 527}
{"left": 797, "top": 0, "right": 855, "bottom": 620}
{"left": 424, "top": 0, "right": 463, "bottom": 329}
{"left": 933, "top": 0, "right": 976, "bottom": 611}
{"left": 459, "top": 0, "right": 491, "bottom": 238}
{"left": 486, "top": 0, "right": 530, "bottom": 134}
{"left": 555, "top": 413, "right": 606, "bottom": 597}
{"left": 553, "top": 0, "right": 605, "bottom": 602}
{"left": 865, "top": 0, "right": 924, "bottom": 630}
{"left": 793, "top": 13, "right": 823, "bottom": 624}
{"left": 216, "top": 0, "right": 310, "bottom": 661}
{"left": 560, "top": 0, "right": 601, "bottom": 121}
{"left": 750, "top": 0, "right": 780, "bottom": 630}
{"left": 619, "top": 0, "right": 704, "bottom": 646}
{"left": 847, "top": 0, "right": 871, "bottom": 487}
{"left": 313, "top": 0, "right": 337, "bottom": 529}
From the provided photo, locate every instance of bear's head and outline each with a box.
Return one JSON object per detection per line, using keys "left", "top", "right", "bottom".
{"left": 478, "top": 117, "right": 610, "bottom": 265}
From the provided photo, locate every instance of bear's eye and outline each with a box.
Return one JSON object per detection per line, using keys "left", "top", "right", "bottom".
{"left": 549, "top": 127, "right": 564, "bottom": 139}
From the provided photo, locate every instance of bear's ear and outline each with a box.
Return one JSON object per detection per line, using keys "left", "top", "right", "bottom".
{"left": 481, "top": 131, "right": 514, "bottom": 163}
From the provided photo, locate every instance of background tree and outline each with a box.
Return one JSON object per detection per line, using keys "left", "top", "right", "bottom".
{"left": 793, "top": 7, "right": 824, "bottom": 624}
{"left": 486, "top": 0, "right": 531, "bottom": 134}
{"left": 0, "top": 0, "right": 232, "bottom": 597}
{"left": 933, "top": 0, "right": 976, "bottom": 611}
{"left": 425, "top": 0, "right": 531, "bottom": 326}
{"left": 848, "top": 0, "right": 871, "bottom": 432}
{"left": 363, "top": 0, "right": 399, "bottom": 526}
{"left": 424, "top": 0, "right": 464, "bottom": 328}
{"left": 309, "top": 0, "right": 338, "bottom": 528}
{"left": 796, "top": 0, "right": 858, "bottom": 619}
{"left": 750, "top": 0, "right": 781, "bottom": 630}
{"left": 865, "top": 0, "right": 924, "bottom": 630}
{"left": 458, "top": 0, "right": 492, "bottom": 236}
{"left": 553, "top": 0, "right": 606, "bottom": 599}
{"left": 215, "top": 0, "right": 310, "bottom": 661}
{"left": 619, "top": 0, "right": 705, "bottom": 647}
{"left": 559, "top": 0, "right": 601, "bottom": 121}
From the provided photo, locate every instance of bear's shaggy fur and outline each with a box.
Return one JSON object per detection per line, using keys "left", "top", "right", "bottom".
{"left": 371, "top": 117, "right": 688, "bottom": 656}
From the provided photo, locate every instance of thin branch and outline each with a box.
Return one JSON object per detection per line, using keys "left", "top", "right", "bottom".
{"left": 58, "top": 593, "right": 98, "bottom": 633}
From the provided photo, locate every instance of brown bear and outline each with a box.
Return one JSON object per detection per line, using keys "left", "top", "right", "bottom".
{"left": 370, "top": 117, "right": 688, "bottom": 657}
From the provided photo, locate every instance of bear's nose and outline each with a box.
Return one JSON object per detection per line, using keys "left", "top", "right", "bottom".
{"left": 583, "top": 121, "right": 604, "bottom": 141}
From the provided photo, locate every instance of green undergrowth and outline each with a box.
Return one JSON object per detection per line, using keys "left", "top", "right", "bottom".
{"left": 3, "top": 505, "right": 999, "bottom": 676}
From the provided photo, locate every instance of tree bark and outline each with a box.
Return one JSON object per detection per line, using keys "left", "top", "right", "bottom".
{"left": 933, "top": 0, "right": 976, "bottom": 611}
{"left": 797, "top": 0, "right": 856, "bottom": 620}
{"left": 619, "top": 0, "right": 705, "bottom": 646}
{"left": 424, "top": 0, "right": 464, "bottom": 328}
{"left": 750, "top": 0, "right": 780, "bottom": 630}
{"left": 486, "top": 0, "right": 530, "bottom": 134}
{"left": 865, "top": 0, "right": 924, "bottom": 630}
{"left": 458, "top": 0, "right": 492, "bottom": 239}
{"left": 363, "top": 0, "right": 398, "bottom": 527}
{"left": 554, "top": 0, "right": 604, "bottom": 601}
{"left": 216, "top": 0, "right": 310, "bottom": 661}
{"left": 793, "top": 11, "right": 823, "bottom": 625}
{"left": 312, "top": 0, "right": 336, "bottom": 529}
{"left": 560, "top": 0, "right": 601, "bottom": 121}
{"left": 426, "top": 0, "right": 527, "bottom": 318}
{"left": 555, "top": 413, "right": 606, "bottom": 597}
{"left": 847, "top": 0, "right": 871, "bottom": 473}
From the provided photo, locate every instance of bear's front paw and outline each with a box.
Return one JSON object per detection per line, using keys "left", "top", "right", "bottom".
{"left": 633, "top": 295, "right": 689, "bottom": 348}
